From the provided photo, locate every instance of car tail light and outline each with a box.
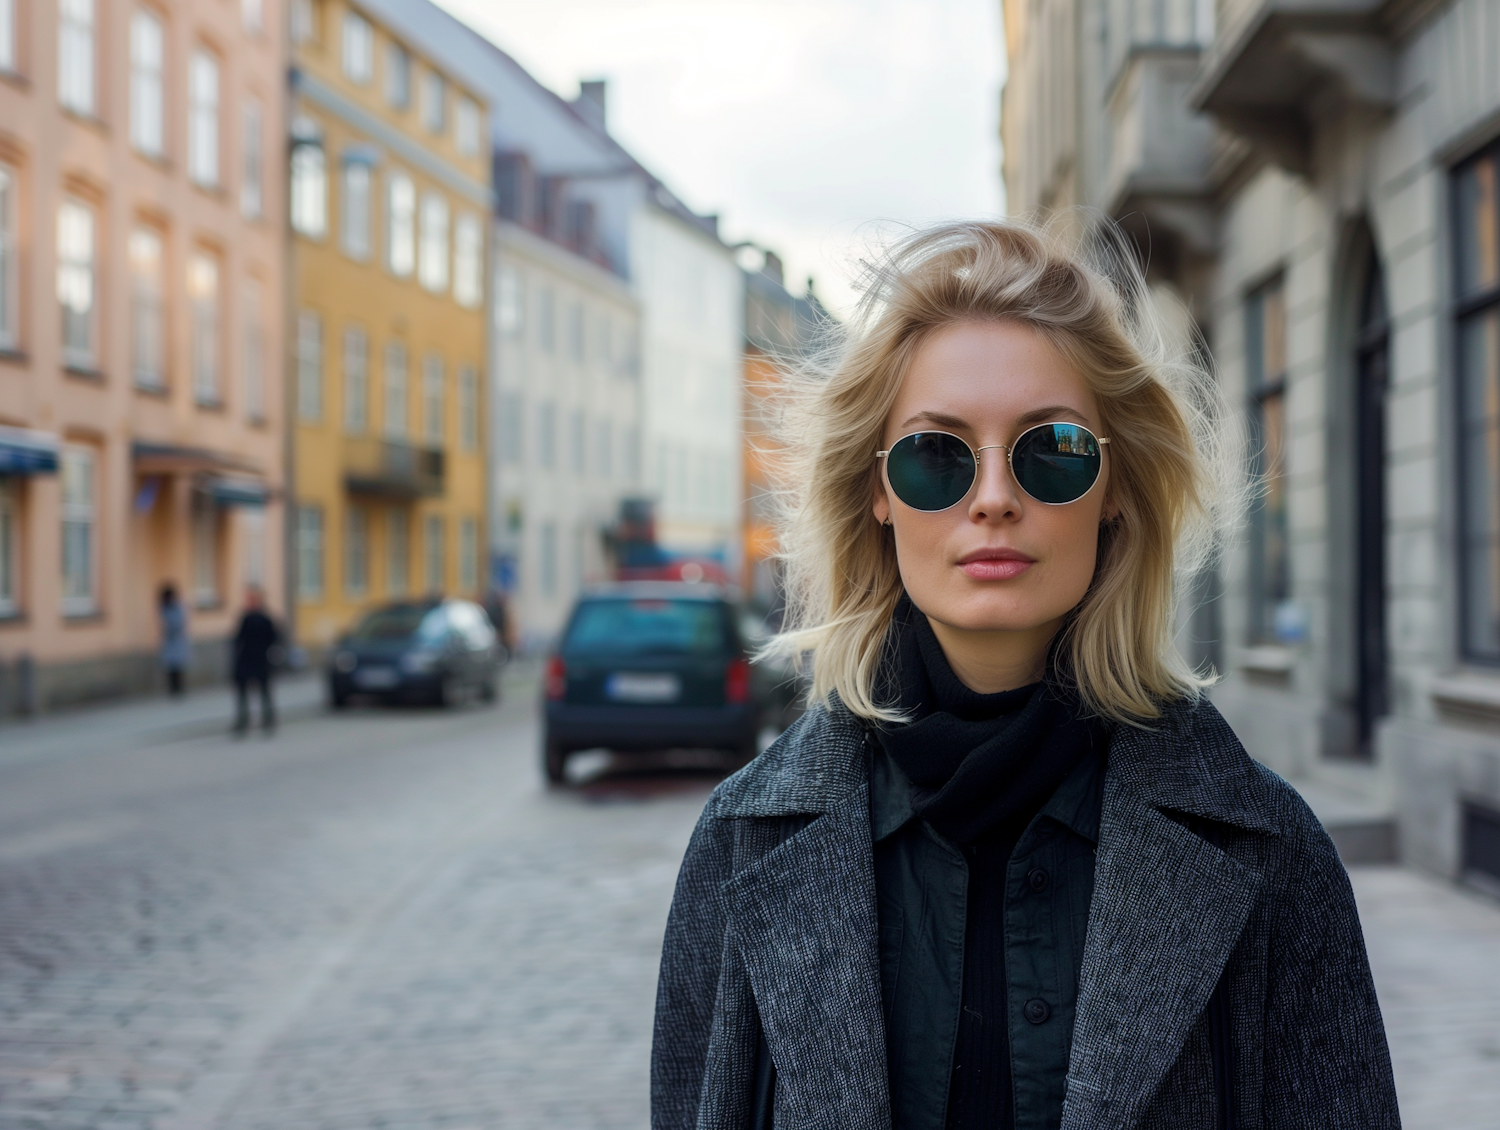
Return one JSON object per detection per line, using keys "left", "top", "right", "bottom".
{"left": 725, "top": 657, "right": 751, "bottom": 705}
{"left": 545, "top": 655, "right": 567, "bottom": 701}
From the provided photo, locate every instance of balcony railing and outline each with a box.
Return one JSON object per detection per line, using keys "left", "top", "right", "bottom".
{"left": 343, "top": 437, "right": 444, "bottom": 498}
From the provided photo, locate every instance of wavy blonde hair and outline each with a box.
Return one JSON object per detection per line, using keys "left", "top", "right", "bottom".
{"left": 763, "top": 217, "right": 1230, "bottom": 726}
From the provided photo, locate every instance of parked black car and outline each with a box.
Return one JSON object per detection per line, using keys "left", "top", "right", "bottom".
{"left": 329, "top": 599, "right": 503, "bottom": 708}
{"left": 542, "top": 584, "right": 761, "bottom": 783}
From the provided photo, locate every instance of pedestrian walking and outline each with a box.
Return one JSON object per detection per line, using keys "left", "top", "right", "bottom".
{"left": 231, "top": 585, "right": 279, "bottom": 734}
{"left": 158, "top": 583, "right": 189, "bottom": 696}
{"left": 651, "top": 220, "right": 1400, "bottom": 1129}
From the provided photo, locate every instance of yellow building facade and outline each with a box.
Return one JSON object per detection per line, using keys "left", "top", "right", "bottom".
{"left": 289, "top": 0, "right": 488, "bottom": 646}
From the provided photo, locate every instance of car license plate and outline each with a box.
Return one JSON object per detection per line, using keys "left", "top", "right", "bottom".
{"left": 354, "top": 666, "right": 399, "bottom": 689}
{"left": 606, "top": 672, "right": 681, "bottom": 703}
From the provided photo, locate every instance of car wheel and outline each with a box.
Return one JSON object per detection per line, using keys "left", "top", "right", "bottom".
{"left": 479, "top": 671, "right": 499, "bottom": 703}
{"left": 543, "top": 738, "right": 568, "bottom": 784}
{"left": 329, "top": 682, "right": 349, "bottom": 710}
{"left": 432, "top": 675, "right": 450, "bottom": 708}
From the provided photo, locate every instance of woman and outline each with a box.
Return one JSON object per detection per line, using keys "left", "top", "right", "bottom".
{"left": 651, "top": 221, "right": 1398, "bottom": 1129}
{"left": 159, "top": 582, "right": 189, "bottom": 696}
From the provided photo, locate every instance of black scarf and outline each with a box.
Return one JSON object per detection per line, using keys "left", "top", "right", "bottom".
{"left": 874, "top": 598, "right": 1104, "bottom": 845}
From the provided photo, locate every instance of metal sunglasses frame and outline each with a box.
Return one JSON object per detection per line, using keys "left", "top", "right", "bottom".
{"left": 875, "top": 422, "right": 1111, "bottom": 510}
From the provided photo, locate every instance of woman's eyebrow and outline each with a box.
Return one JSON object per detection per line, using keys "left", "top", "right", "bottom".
{"left": 1015, "top": 404, "right": 1090, "bottom": 426}
{"left": 899, "top": 410, "right": 969, "bottom": 430}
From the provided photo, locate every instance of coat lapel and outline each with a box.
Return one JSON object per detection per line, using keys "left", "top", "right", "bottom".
{"left": 725, "top": 785, "right": 892, "bottom": 1130}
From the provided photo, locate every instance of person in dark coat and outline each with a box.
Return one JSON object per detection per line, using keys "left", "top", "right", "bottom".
{"left": 650, "top": 221, "right": 1400, "bottom": 1129}
{"left": 232, "top": 585, "right": 279, "bottom": 734}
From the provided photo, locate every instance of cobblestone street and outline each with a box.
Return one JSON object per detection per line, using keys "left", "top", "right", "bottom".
{"left": 0, "top": 676, "right": 1498, "bottom": 1129}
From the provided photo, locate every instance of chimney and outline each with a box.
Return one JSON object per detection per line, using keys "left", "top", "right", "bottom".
{"left": 761, "top": 250, "right": 784, "bottom": 287}
{"left": 575, "top": 80, "right": 607, "bottom": 130}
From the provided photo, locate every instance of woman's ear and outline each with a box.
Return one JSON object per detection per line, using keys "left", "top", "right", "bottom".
{"left": 872, "top": 484, "right": 891, "bottom": 528}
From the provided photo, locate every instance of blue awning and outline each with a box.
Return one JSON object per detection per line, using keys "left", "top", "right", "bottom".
{"left": 202, "top": 474, "right": 270, "bottom": 507}
{"left": 0, "top": 425, "right": 60, "bottom": 475}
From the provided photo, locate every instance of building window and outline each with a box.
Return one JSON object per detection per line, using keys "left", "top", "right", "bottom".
{"left": 290, "top": 143, "right": 327, "bottom": 238}
{"left": 567, "top": 302, "right": 585, "bottom": 362}
{"left": 60, "top": 445, "right": 96, "bottom": 615}
{"left": 341, "top": 11, "right": 373, "bottom": 84}
{"left": 453, "top": 212, "right": 482, "bottom": 308}
{"left": 345, "top": 507, "right": 368, "bottom": 596}
{"left": 458, "top": 365, "right": 478, "bottom": 451}
{"left": 0, "top": 0, "right": 15, "bottom": 73}
{"left": 540, "top": 521, "right": 556, "bottom": 598}
{"left": 0, "top": 479, "right": 18, "bottom": 615}
{"left": 383, "top": 341, "right": 407, "bottom": 437}
{"left": 386, "top": 171, "right": 414, "bottom": 277}
{"left": 242, "top": 101, "right": 264, "bottom": 218}
{"left": 537, "top": 287, "right": 555, "bottom": 352}
{"left": 499, "top": 391, "right": 522, "bottom": 464}
{"left": 423, "top": 513, "right": 444, "bottom": 594}
{"left": 129, "top": 227, "right": 165, "bottom": 391}
{"left": 341, "top": 160, "right": 372, "bottom": 260}
{"left": 420, "top": 69, "right": 445, "bottom": 134}
{"left": 244, "top": 278, "right": 265, "bottom": 422}
{"left": 242, "top": 0, "right": 263, "bottom": 34}
{"left": 188, "top": 50, "right": 220, "bottom": 188}
{"left": 297, "top": 310, "right": 323, "bottom": 422}
{"left": 598, "top": 419, "right": 612, "bottom": 478}
{"left": 343, "top": 325, "right": 368, "bottom": 433}
{"left": 129, "top": 10, "right": 164, "bottom": 158}
{"left": 189, "top": 251, "right": 221, "bottom": 405}
{"left": 386, "top": 507, "right": 408, "bottom": 593}
{"left": 385, "top": 43, "right": 410, "bottom": 109}
{"left": 243, "top": 506, "right": 266, "bottom": 588}
{"left": 59, "top": 0, "right": 95, "bottom": 115}
{"left": 57, "top": 199, "right": 96, "bottom": 369}
{"left": 1246, "top": 276, "right": 1290, "bottom": 644}
{"left": 0, "top": 165, "right": 13, "bottom": 350}
{"left": 538, "top": 401, "right": 555, "bottom": 469}
{"left": 496, "top": 265, "right": 523, "bottom": 339}
{"left": 418, "top": 192, "right": 449, "bottom": 292}
{"left": 459, "top": 517, "right": 478, "bottom": 592}
{"left": 290, "top": 0, "right": 317, "bottom": 44}
{"left": 624, "top": 425, "right": 639, "bottom": 484}
{"left": 1455, "top": 145, "right": 1500, "bottom": 660}
{"left": 455, "top": 96, "right": 480, "bottom": 156}
{"left": 191, "top": 497, "right": 219, "bottom": 606}
{"left": 297, "top": 505, "right": 323, "bottom": 600}
{"left": 570, "top": 408, "right": 585, "bottom": 475}
{"left": 422, "top": 354, "right": 444, "bottom": 446}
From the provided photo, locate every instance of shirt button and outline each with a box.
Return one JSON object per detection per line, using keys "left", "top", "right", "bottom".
{"left": 1027, "top": 867, "right": 1050, "bottom": 892}
{"left": 1024, "top": 998, "right": 1051, "bottom": 1024}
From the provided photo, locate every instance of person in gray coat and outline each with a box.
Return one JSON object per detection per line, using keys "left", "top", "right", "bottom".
{"left": 158, "top": 582, "right": 189, "bottom": 696}
{"left": 651, "top": 220, "right": 1400, "bottom": 1129}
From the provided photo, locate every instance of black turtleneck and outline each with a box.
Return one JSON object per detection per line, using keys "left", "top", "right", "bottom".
{"left": 874, "top": 599, "right": 1105, "bottom": 1130}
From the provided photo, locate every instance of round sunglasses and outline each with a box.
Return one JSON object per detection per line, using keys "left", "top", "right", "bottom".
{"left": 876, "top": 423, "right": 1110, "bottom": 511}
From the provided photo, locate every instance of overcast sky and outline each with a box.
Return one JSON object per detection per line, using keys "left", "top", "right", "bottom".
{"left": 433, "top": 0, "right": 1006, "bottom": 317}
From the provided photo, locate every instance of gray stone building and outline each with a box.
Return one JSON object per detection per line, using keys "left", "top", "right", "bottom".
{"left": 1002, "top": 0, "right": 1500, "bottom": 886}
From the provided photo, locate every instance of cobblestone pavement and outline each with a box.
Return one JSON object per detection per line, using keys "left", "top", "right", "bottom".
{"left": 1, "top": 678, "right": 1498, "bottom": 1129}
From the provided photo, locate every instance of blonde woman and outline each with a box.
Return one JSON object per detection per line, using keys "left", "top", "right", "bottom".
{"left": 650, "top": 221, "right": 1398, "bottom": 1130}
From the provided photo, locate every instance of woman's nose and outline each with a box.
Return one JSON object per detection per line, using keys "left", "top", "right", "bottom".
{"left": 968, "top": 447, "right": 1023, "bottom": 521}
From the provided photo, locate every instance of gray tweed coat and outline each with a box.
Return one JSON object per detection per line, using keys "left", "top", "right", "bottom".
{"left": 651, "top": 694, "right": 1400, "bottom": 1130}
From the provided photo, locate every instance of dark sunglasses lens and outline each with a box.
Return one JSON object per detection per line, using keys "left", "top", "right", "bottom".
{"left": 1010, "top": 424, "right": 1102, "bottom": 504}
{"left": 886, "top": 433, "right": 976, "bottom": 511}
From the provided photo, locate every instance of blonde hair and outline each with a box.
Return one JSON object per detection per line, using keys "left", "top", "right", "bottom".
{"left": 764, "top": 217, "right": 1231, "bottom": 726}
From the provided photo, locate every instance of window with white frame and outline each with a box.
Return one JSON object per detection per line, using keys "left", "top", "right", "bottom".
{"left": 499, "top": 391, "right": 522, "bottom": 464}
{"left": 297, "top": 505, "right": 323, "bottom": 599}
{"left": 241, "top": 0, "right": 263, "bottom": 34}
{"left": 422, "top": 354, "right": 444, "bottom": 446}
{"left": 423, "top": 513, "right": 444, "bottom": 594}
{"left": 386, "top": 171, "right": 414, "bottom": 276}
{"left": 570, "top": 408, "right": 585, "bottom": 475}
{"left": 345, "top": 507, "right": 368, "bottom": 596}
{"left": 59, "top": 0, "right": 96, "bottom": 115}
{"left": 343, "top": 324, "right": 368, "bottom": 433}
{"left": 539, "top": 521, "right": 556, "bottom": 598}
{"left": 57, "top": 199, "right": 96, "bottom": 368}
{"left": 418, "top": 192, "right": 449, "bottom": 292}
{"left": 341, "top": 160, "right": 372, "bottom": 260}
{"left": 243, "top": 278, "right": 265, "bottom": 422}
{"left": 459, "top": 517, "right": 477, "bottom": 592}
{"left": 420, "top": 69, "right": 444, "bottom": 134}
{"left": 458, "top": 365, "right": 478, "bottom": 451}
{"left": 598, "top": 419, "right": 612, "bottom": 478}
{"left": 567, "top": 302, "right": 585, "bottom": 363}
{"left": 290, "top": 142, "right": 327, "bottom": 237}
{"left": 0, "top": 478, "right": 17, "bottom": 615}
{"left": 242, "top": 101, "right": 264, "bottom": 218}
{"left": 538, "top": 400, "right": 555, "bottom": 468}
{"left": 383, "top": 340, "right": 407, "bottom": 437}
{"left": 129, "top": 227, "right": 165, "bottom": 390}
{"left": 496, "top": 265, "right": 523, "bottom": 339}
{"left": 385, "top": 42, "right": 410, "bottom": 108}
{"left": 386, "top": 507, "right": 408, "bottom": 593}
{"left": 242, "top": 506, "right": 266, "bottom": 588}
{"left": 0, "top": 0, "right": 15, "bottom": 73}
{"left": 129, "top": 10, "right": 164, "bottom": 158}
{"left": 453, "top": 212, "right": 481, "bottom": 308}
{"left": 188, "top": 50, "right": 220, "bottom": 188}
{"left": 341, "top": 11, "right": 373, "bottom": 83}
{"left": 455, "top": 96, "right": 480, "bottom": 156}
{"left": 290, "top": 0, "right": 315, "bottom": 44}
{"left": 296, "top": 310, "right": 323, "bottom": 422}
{"left": 537, "top": 287, "right": 555, "bottom": 352}
{"left": 191, "top": 497, "right": 219, "bottom": 605}
{"left": 0, "top": 165, "right": 17, "bottom": 351}
{"left": 60, "top": 445, "right": 96, "bottom": 614}
{"left": 624, "top": 425, "right": 639, "bottom": 483}
{"left": 189, "top": 251, "right": 220, "bottom": 405}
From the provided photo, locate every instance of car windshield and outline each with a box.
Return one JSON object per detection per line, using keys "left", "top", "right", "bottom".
{"left": 349, "top": 605, "right": 442, "bottom": 642}
{"left": 564, "top": 598, "right": 730, "bottom": 656}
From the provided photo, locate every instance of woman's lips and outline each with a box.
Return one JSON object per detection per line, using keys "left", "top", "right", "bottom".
{"left": 958, "top": 550, "right": 1035, "bottom": 581}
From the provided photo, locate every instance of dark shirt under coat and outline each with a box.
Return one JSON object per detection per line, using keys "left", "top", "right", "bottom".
{"left": 232, "top": 609, "right": 279, "bottom": 681}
